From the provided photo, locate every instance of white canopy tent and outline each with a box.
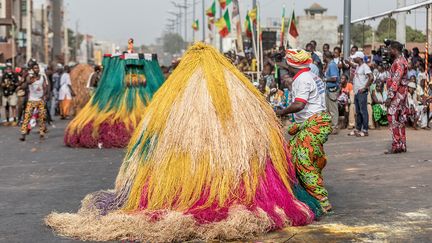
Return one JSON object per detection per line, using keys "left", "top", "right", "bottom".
{"left": 351, "top": 0, "right": 432, "bottom": 24}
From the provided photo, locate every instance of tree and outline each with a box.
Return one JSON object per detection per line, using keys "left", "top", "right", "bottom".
{"left": 376, "top": 17, "right": 426, "bottom": 43}
{"left": 406, "top": 26, "right": 426, "bottom": 42}
{"left": 351, "top": 23, "right": 373, "bottom": 47}
{"left": 162, "top": 32, "right": 185, "bottom": 54}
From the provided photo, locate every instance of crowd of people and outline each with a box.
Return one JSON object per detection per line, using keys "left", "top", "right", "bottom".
{"left": 0, "top": 59, "right": 102, "bottom": 141}
{"left": 243, "top": 40, "right": 432, "bottom": 140}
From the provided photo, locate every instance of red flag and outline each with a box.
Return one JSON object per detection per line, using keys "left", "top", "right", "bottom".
{"left": 288, "top": 11, "right": 299, "bottom": 38}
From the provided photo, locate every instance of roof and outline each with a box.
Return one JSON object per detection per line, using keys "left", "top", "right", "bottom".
{"left": 306, "top": 3, "right": 327, "bottom": 11}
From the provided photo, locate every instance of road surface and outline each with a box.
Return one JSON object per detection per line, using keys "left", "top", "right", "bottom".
{"left": 0, "top": 120, "right": 431, "bottom": 242}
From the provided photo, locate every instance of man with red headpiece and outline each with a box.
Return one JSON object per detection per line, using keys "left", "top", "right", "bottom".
{"left": 276, "top": 49, "right": 333, "bottom": 213}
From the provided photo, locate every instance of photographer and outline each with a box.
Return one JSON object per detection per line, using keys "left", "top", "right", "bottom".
{"left": 385, "top": 41, "right": 409, "bottom": 154}
{"left": 1, "top": 64, "right": 18, "bottom": 124}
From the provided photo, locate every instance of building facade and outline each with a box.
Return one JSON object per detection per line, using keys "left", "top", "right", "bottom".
{"left": 296, "top": 3, "right": 339, "bottom": 51}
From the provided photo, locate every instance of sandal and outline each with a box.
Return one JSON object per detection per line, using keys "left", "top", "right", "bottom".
{"left": 348, "top": 130, "right": 358, "bottom": 136}
{"left": 356, "top": 131, "right": 368, "bottom": 137}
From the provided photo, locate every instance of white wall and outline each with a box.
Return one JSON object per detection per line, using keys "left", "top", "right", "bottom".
{"left": 297, "top": 15, "right": 339, "bottom": 51}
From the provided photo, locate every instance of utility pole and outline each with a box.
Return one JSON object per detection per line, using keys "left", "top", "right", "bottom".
{"left": 184, "top": 0, "right": 187, "bottom": 43}
{"left": 427, "top": 5, "right": 432, "bottom": 47}
{"left": 26, "top": 0, "right": 32, "bottom": 62}
{"left": 219, "top": 2, "right": 222, "bottom": 51}
{"left": 52, "top": 0, "right": 63, "bottom": 62}
{"left": 202, "top": 0, "right": 205, "bottom": 41}
{"left": 44, "top": 5, "right": 49, "bottom": 64}
{"left": 75, "top": 20, "right": 79, "bottom": 62}
{"left": 396, "top": 0, "right": 406, "bottom": 43}
{"left": 11, "top": 17, "right": 16, "bottom": 68}
{"left": 172, "top": 1, "right": 188, "bottom": 42}
{"left": 192, "top": 0, "right": 196, "bottom": 42}
{"left": 343, "top": 0, "right": 351, "bottom": 59}
{"left": 64, "top": 6, "right": 69, "bottom": 64}
{"left": 168, "top": 11, "right": 181, "bottom": 35}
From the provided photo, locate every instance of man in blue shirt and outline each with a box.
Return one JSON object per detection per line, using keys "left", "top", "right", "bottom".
{"left": 323, "top": 51, "right": 340, "bottom": 134}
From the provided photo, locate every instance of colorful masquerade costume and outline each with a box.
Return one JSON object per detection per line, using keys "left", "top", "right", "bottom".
{"left": 285, "top": 49, "right": 332, "bottom": 212}
{"left": 386, "top": 55, "right": 409, "bottom": 153}
{"left": 46, "top": 43, "right": 316, "bottom": 242}
{"left": 64, "top": 53, "right": 164, "bottom": 148}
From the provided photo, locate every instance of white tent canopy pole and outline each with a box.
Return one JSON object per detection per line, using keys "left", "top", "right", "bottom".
{"left": 351, "top": 0, "right": 432, "bottom": 23}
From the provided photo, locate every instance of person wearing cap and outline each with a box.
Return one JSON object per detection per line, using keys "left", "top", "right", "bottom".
{"left": 276, "top": 49, "right": 332, "bottom": 213}
{"left": 385, "top": 41, "right": 409, "bottom": 154}
{"left": 348, "top": 51, "right": 373, "bottom": 137}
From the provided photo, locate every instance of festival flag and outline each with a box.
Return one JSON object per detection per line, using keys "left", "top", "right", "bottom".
{"left": 244, "top": 8, "right": 256, "bottom": 38}
{"left": 280, "top": 6, "right": 286, "bottom": 45}
{"left": 215, "top": 10, "right": 231, "bottom": 38}
{"left": 245, "top": 12, "right": 252, "bottom": 37}
{"left": 208, "top": 17, "right": 215, "bottom": 31}
{"left": 248, "top": 8, "right": 257, "bottom": 23}
{"left": 288, "top": 10, "right": 299, "bottom": 38}
{"left": 192, "top": 19, "right": 199, "bottom": 31}
{"left": 218, "top": 0, "right": 232, "bottom": 10}
{"left": 206, "top": 1, "right": 216, "bottom": 17}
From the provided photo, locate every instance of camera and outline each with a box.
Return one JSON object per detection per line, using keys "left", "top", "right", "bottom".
{"left": 271, "top": 51, "right": 284, "bottom": 63}
{"left": 378, "top": 39, "right": 393, "bottom": 67}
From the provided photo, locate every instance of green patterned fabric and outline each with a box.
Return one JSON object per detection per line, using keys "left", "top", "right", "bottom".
{"left": 288, "top": 112, "right": 332, "bottom": 212}
{"left": 372, "top": 104, "right": 389, "bottom": 126}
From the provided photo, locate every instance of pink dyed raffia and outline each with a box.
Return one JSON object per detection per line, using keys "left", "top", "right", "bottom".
{"left": 135, "top": 157, "right": 314, "bottom": 229}
{"left": 64, "top": 120, "right": 133, "bottom": 148}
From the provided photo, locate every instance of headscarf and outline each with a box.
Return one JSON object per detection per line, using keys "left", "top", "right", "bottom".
{"left": 285, "top": 49, "right": 312, "bottom": 69}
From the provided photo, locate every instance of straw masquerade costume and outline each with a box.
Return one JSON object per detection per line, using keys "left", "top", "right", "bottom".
{"left": 64, "top": 41, "right": 164, "bottom": 148}
{"left": 278, "top": 49, "right": 332, "bottom": 213}
{"left": 46, "top": 43, "right": 317, "bottom": 242}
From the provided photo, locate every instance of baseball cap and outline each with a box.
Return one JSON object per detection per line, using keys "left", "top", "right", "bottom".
{"left": 408, "top": 82, "right": 416, "bottom": 89}
{"left": 351, "top": 51, "right": 365, "bottom": 59}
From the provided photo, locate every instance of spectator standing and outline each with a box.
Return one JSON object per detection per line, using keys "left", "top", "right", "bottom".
{"left": 310, "top": 40, "right": 323, "bottom": 61}
{"left": 407, "top": 62, "right": 417, "bottom": 80}
{"left": 411, "top": 47, "right": 422, "bottom": 67}
{"left": 19, "top": 64, "right": 47, "bottom": 141}
{"left": 333, "top": 47, "right": 343, "bottom": 72}
{"left": 306, "top": 42, "right": 323, "bottom": 77}
{"left": 51, "top": 64, "right": 63, "bottom": 117}
{"left": 349, "top": 51, "right": 373, "bottom": 137}
{"left": 417, "top": 64, "right": 427, "bottom": 86}
{"left": 87, "top": 65, "right": 102, "bottom": 94}
{"left": 322, "top": 43, "right": 330, "bottom": 53}
{"left": 323, "top": 51, "right": 340, "bottom": 134}
{"left": 58, "top": 66, "right": 75, "bottom": 119}
{"left": 385, "top": 41, "right": 409, "bottom": 154}
{"left": 1, "top": 65, "right": 18, "bottom": 124}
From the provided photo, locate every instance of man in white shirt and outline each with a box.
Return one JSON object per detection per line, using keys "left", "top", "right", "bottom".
{"left": 276, "top": 49, "right": 332, "bottom": 214}
{"left": 349, "top": 51, "right": 373, "bottom": 137}
{"left": 58, "top": 66, "right": 75, "bottom": 119}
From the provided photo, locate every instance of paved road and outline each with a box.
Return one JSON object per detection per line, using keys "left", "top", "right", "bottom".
{"left": 0, "top": 120, "right": 431, "bottom": 242}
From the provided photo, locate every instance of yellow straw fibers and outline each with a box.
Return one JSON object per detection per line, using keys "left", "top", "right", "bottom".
{"left": 46, "top": 43, "right": 295, "bottom": 242}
